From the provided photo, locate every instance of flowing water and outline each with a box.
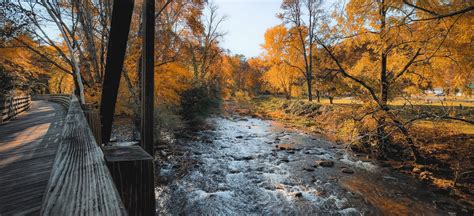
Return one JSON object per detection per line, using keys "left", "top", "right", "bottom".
{"left": 155, "top": 116, "right": 468, "bottom": 215}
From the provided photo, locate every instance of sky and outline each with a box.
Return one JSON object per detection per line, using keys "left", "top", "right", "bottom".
{"left": 213, "top": 0, "right": 282, "bottom": 58}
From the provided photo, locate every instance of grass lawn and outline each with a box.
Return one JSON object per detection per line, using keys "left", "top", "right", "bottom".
{"left": 250, "top": 95, "right": 474, "bottom": 135}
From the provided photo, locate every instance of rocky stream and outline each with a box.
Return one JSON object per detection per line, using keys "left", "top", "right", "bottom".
{"left": 154, "top": 116, "right": 470, "bottom": 215}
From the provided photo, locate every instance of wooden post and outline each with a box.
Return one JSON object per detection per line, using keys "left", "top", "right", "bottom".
{"left": 103, "top": 145, "right": 154, "bottom": 216}
{"left": 140, "top": 1, "right": 156, "bottom": 215}
{"left": 141, "top": 0, "right": 155, "bottom": 155}
{"left": 99, "top": 0, "right": 135, "bottom": 144}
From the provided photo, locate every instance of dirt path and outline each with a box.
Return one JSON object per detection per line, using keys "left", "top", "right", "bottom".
{"left": 155, "top": 116, "right": 470, "bottom": 215}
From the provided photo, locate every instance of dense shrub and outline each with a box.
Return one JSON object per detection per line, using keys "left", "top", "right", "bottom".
{"left": 179, "top": 83, "right": 221, "bottom": 123}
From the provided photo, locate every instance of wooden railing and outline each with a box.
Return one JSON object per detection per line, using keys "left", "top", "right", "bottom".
{"left": 32, "top": 94, "right": 71, "bottom": 109}
{"left": 34, "top": 94, "right": 103, "bottom": 145}
{"left": 33, "top": 94, "right": 153, "bottom": 215}
{"left": 40, "top": 95, "right": 127, "bottom": 215}
{"left": 0, "top": 95, "right": 31, "bottom": 123}
{"left": 82, "top": 104, "right": 103, "bottom": 146}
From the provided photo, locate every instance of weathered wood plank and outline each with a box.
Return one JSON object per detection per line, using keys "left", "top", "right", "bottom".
{"left": 41, "top": 95, "right": 126, "bottom": 215}
{"left": 0, "top": 101, "right": 65, "bottom": 215}
{"left": 103, "top": 145, "right": 153, "bottom": 162}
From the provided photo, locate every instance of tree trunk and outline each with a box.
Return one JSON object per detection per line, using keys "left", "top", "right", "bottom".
{"left": 306, "top": 76, "right": 313, "bottom": 101}
{"left": 42, "top": 0, "right": 86, "bottom": 104}
{"left": 376, "top": 117, "right": 389, "bottom": 159}
{"left": 76, "top": 0, "right": 101, "bottom": 83}
{"left": 378, "top": 50, "right": 390, "bottom": 158}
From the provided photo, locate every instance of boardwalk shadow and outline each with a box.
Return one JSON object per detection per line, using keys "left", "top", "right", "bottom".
{"left": 0, "top": 101, "right": 67, "bottom": 215}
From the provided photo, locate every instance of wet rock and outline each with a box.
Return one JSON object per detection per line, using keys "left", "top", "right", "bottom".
{"left": 229, "top": 169, "right": 240, "bottom": 174}
{"left": 315, "top": 190, "right": 326, "bottom": 196}
{"left": 277, "top": 143, "right": 295, "bottom": 151}
{"left": 242, "top": 156, "right": 254, "bottom": 160}
{"left": 316, "top": 160, "right": 334, "bottom": 167}
{"left": 275, "top": 184, "right": 285, "bottom": 190}
{"left": 341, "top": 168, "right": 354, "bottom": 174}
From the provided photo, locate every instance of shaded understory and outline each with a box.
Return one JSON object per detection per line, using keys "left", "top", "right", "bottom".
{"left": 154, "top": 115, "right": 472, "bottom": 215}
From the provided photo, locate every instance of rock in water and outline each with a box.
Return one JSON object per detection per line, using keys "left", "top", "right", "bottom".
{"left": 316, "top": 160, "right": 334, "bottom": 167}
{"left": 341, "top": 168, "right": 354, "bottom": 174}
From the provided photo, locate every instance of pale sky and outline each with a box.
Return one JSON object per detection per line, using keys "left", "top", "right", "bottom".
{"left": 213, "top": 0, "right": 282, "bottom": 58}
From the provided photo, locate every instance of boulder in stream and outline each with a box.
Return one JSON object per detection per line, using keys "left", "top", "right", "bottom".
{"left": 341, "top": 168, "right": 354, "bottom": 174}
{"left": 316, "top": 160, "right": 334, "bottom": 167}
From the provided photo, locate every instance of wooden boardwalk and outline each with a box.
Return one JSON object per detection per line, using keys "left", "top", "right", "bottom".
{"left": 0, "top": 100, "right": 66, "bottom": 215}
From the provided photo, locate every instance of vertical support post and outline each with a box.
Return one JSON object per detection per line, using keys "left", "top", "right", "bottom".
{"left": 141, "top": 0, "right": 155, "bottom": 155}
{"left": 141, "top": 1, "right": 156, "bottom": 215}
{"left": 99, "top": 0, "right": 134, "bottom": 145}
{"left": 103, "top": 145, "right": 154, "bottom": 216}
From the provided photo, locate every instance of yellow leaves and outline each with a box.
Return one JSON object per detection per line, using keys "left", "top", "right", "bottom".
{"left": 351, "top": 52, "right": 374, "bottom": 77}
{"left": 156, "top": 62, "right": 193, "bottom": 105}
{"left": 263, "top": 63, "right": 299, "bottom": 97}
{"left": 262, "top": 25, "right": 288, "bottom": 64}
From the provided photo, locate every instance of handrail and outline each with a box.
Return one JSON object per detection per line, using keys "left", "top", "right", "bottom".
{"left": 0, "top": 95, "right": 31, "bottom": 124}
{"left": 40, "top": 95, "right": 127, "bottom": 215}
{"left": 32, "top": 94, "right": 71, "bottom": 109}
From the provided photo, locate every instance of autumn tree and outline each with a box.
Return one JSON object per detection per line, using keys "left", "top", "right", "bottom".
{"left": 261, "top": 25, "right": 301, "bottom": 99}
{"left": 314, "top": 0, "right": 473, "bottom": 161}
{"left": 247, "top": 57, "right": 267, "bottom": 95}
{"left": 279, "top": 0, "right": 325, "bottom": 101}
{"left": 1, "top": 0, "right": 119, "bottom": 104}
